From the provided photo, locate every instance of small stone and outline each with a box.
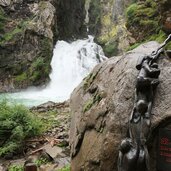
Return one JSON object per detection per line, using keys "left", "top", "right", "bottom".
{"left": 43, "top": 144, "right": 63, "bottom": 159}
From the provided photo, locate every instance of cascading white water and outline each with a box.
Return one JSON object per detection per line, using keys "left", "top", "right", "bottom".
{"left": 1, "top": 36, "right": 106, "bottom": 107}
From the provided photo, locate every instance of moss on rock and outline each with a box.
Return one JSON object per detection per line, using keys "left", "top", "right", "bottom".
{"left": 126, "top": 1, "right": 160, "bottom": 41}
{"left": 126, "top": 0, "right": 171, "bottom": 50}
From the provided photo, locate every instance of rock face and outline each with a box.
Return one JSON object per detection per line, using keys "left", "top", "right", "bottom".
{"left": 126, "top": 0, "right": 171, "bottom": 43}
{"left": 69, "top": 41, "right": 171, "bottom": 171}
{"left": 88, "top": 0, "right": 134, "bottom": 57}
{"left": 56, "top": 0, "right": 86, "bottom": 40}
{"left": 0, "top": 0, "right": 57, "bottom": 92}
{"left": 0, "top": 0, "right": 87, "bottom": 92}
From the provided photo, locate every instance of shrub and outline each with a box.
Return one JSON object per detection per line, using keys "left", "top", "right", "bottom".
{"left": 0, "top": 101, "right": 43, "bottom": 157}
{"left": 126, "top": 3, "right": 138, "bottom": 23}
{"left": 8, "top": 165, "right": 24, "bottom": 171}
{"left": 104, "top": 41, "right": 118, "bottom": 57}
{"left": 0, "top": 7, "right": 7, "bottom": 33}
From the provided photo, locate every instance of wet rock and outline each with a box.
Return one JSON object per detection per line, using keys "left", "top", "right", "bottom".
{"left": 70, "top": 41, "right": 171, "bottom": 171}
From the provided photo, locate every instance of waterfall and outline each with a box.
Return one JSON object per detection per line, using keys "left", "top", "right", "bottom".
{"left": 1, "top": 36, "right": 106, "bottom": 107}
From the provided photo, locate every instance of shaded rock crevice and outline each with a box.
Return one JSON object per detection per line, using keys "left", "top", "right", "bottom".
{"left": 55, "top": 0, "right": 87, "bottom": 40}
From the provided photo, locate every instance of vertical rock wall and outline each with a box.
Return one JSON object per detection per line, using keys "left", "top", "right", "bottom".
{"left": 55, "top": 0, "right": 86, "bottom": 40}
{"left": 88, "top": 0, "right": 134, "bottom": 57}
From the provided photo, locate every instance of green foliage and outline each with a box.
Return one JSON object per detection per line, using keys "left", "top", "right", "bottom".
{"left": 8, "top": 165, "right": 24, "bottom": 171}
{"left": 40, "top": 37, "right": 52, "bottom": 59}
{"left": 27, "top": 37, "right": 52, "bottom": 83}
{"left": 29, "top": 56, "right": 50, "bottom": 82}
{"left": 15, "top": 73, "right": 27, "bottom": 82}
{"left": 126, "top": 42, "right": 142, "bottom": 51}
{"left": 126, "top": 0, "right": 160, "bottom": 42}
{"left": 83, "top": 91, "right": 103, "bottom": 113}
{"left": 0, "top": 101, "right": 43, "bottom": 156}
{"left": 148, "top": 30, "right": 167, "bottom": 43}
{"left": 32, "top": 57, "right": 44, "bottom": 70}
{"left": 104, "top": 41, "right": 118, "bottom": 57}
{"left": 148, "top": 30, "right": 171, "bottom": 50}
{"left": 83, "top": 71, "right": 99, "bottom": 91}
{"left": 127, "top": 30, "right": 171, "bottom": 51}
{"left": 0, "top": 24, "right": 23, "bottom": 45}
{"left": 2, "top": 28, "right": 22, "bottom": 42}
{"left": 126, "top": 3, "right": 138, "bottom": 21}
{"left": 125, "top": 0, "right": 171, "bottom": 50}
{"left": 83, "top": 98, "right": 94, "bottom": 113}
{"left": 57, "top": 165, "right": 70, "bottom": 171}
{"left": 35, "top": 157, "right": 49, "bottom": 167}
{"left": 0, "top": 7, "right": 7, "bottom": 33}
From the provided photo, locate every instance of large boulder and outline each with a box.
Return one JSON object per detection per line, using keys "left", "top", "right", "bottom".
{"left": 69, "top": 41, "right": 171, "bottom": 171}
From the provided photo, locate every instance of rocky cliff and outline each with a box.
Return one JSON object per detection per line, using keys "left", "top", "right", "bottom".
{"left": 0, "top": 0, "right": 86, "bottom": 92}
{"left": 69, "top": 41, "right": 171, "bottom": 171}
{"left": 0, "top": 0, "right": 57, "bottom": 92}
{"left": 56, "top": 0, "right": 86, "bottom": 40}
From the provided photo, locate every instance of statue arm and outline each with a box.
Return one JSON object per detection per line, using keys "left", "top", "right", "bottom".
{"left": 129, "top": 107, "right": 136, "bottom": 123}
{"left": 118, "top": 151, "right": 123, "bottom": 171}
{"left": 143, "top": 60, "right": 152, "bottom": 73}
{"left": 144, "top": 146, "right": 150, "bottom": 171}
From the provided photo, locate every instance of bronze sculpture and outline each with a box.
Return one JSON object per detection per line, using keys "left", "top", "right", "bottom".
{"left": 118, "top": 34, "right": 171, "bottom": 171}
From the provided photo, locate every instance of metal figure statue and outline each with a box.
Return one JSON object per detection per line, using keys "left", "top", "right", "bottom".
{"left": 118, "top": 34, "right": 171, "bottom": 171}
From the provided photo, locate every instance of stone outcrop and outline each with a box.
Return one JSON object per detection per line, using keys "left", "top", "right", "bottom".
{"left": 69, "top": 41, "right": 171, "bottom": 171}
{"left": 0, "top": 0, "right": 57, "bottom": 92}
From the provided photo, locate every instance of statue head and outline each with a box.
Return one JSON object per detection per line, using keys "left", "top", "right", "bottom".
{"left": 136, "top": 99, "right": 148, "bottom": 114}
{"left": 120, "top": 138, "right": 132, "bottom": 153}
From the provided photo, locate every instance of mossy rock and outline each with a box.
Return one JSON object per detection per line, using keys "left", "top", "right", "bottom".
{"left": 0, "top": 7, "right": 7, "bottom": 33}
{"left": 104, "top": 41, "right": 118, "bottom": 57}
{"left": 126, "top": 1, "right": 160, "bottom": 42}
{"left": 125, "top": 0, "right": 171, "bottom": 50}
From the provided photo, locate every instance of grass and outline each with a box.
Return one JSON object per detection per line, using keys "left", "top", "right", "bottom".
{"left": 83, "top": 91, "right": 103, "bottom": 113}
{"left": 57, "top": 165, "right": 70, "bottom": 171}
{"left": 8, "top": 165, "right": 23, "bottom": 171}
{"left": 35, "top": 157, "right": 49, "bottom": 167}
